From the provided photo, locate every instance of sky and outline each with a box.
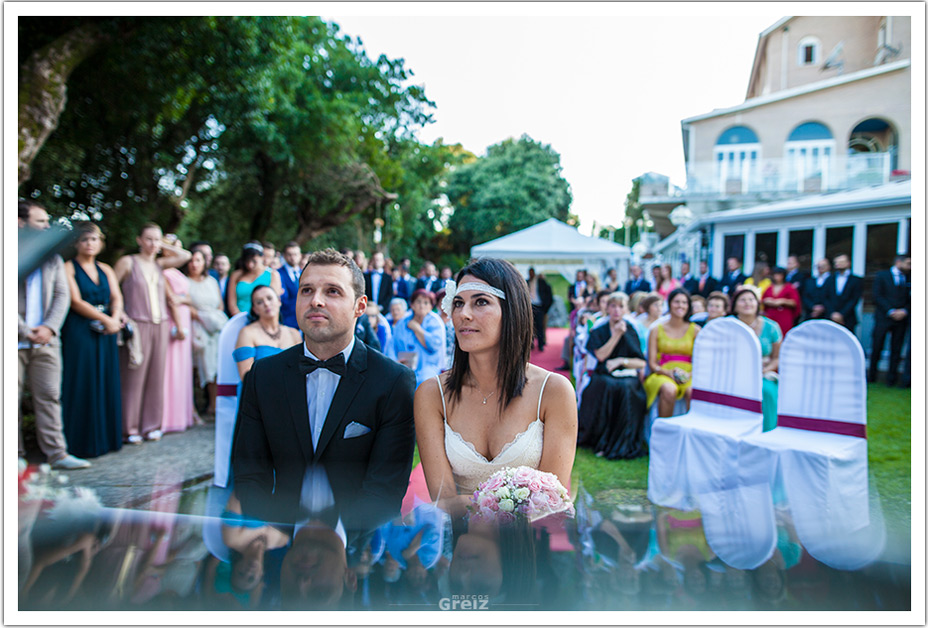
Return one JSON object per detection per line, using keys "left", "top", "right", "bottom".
{"left": 325, "top": 7, "right": 783, "bottom": 235}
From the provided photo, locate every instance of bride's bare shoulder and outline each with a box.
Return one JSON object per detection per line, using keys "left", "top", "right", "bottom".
{"left": 414, "top": 375, "right": 446, "bottom": 415}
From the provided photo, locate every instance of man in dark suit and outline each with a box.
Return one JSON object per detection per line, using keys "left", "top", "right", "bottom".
{"left": 623, "top": 264, "right": 651, "bottom": 295}
{"left": 718, "top": 257, "right": 746, "bottom": 294}
{"left": 414, "top": 261, "right": 443, "bottom": 294}
{"left": 233, "top": 249, "right": 416, "bottom": 529}
{"left": 392, "top": 258, "right": 416, "bottom": 304}
{"left": 568, "top": 269, "right": 592, "bottom": 311}
{"left": 364, "top": 251, "right": 393, "bottom": 311}
{"left": 802, "top": 258, "right": 831, "bottom": 320}
{"left": 868, "top": 253, "right": 910, "bottom": 385}
{"left": 684, "top": 260, "right": 718, "bottom": 298}
{"left": 823, "top": 254, "right": 862, "bottom": 333}
{"left": 527, "top": 267, "right": 553, "bottom": 351}
{"left": 278, "top": 241, "right": 303, "bottom": 329}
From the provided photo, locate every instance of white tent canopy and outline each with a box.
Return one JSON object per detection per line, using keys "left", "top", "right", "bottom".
{"left": 470, "top": 218, "right": 631, "bottom": 283}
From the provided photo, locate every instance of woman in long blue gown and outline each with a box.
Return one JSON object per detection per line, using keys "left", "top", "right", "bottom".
{"left": 60, "top": 223, "right": 124, "bottom": 458}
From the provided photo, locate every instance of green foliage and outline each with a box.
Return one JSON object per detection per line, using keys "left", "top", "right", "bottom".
{"left": 444, "top": 134, "right": 572, "bottom": 256}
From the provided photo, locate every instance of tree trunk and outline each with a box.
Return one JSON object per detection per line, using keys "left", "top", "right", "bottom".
{"left": 18, "top": 22, "right": 109, "bottom": 186}
{"left": 249, "top": 152, "right": 279, "bottom": 241}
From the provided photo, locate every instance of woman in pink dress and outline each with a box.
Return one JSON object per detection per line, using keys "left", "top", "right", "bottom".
{"left": 161, "top": 266, "right": 195, "bottom": 433}
{"left": 657, "top": 264, "right": 680, "bottom": 299}
{"left": 761, "top": 266, "right": 801, "bottom": 335}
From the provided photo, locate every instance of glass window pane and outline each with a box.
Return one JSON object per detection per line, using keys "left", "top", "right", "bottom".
{"left": 863, "top": 222, "right": 899, "bottom": 310}
{"left": 788, "top": 229, "right": 814, "bottom": 271}
{"left": 754, "top": 232, "right": 778, "bottom": 266}
{"left": 825, "top": 226, "right": 854, "bottom": 264}
{"left": 724, "top": 234, "right": 745, "bottom": 266}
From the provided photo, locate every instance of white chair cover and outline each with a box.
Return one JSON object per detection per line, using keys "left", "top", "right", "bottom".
{"left": 213, "top": 312, "right": 249, "bottom": 488}
{"left": 734, "top": 320, "right": 884, "bottom": 570}
{"left": 573, "top": 326, "right": 599, "bottom": 402}
{"left": 647, "top": 317, "right": 763, "bottom": 511}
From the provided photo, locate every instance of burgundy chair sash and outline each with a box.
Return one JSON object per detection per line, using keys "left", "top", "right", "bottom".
{"left": 217, "top": 384, "right": 238, "bottom": 397}
{"left": 691, "top": 388, "right": 762, "bottom": 414}
{"left": 777, "top": 414, "right": 867, "bottom": 439}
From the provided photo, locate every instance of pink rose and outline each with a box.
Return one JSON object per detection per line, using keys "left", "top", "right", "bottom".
{"left": 496, "top": 511, "right": 515, "bottom": 525}
{"left": 479, "top": 495, "right": 497, "bottom": 511}
{"left": 511, "top": 466, "right": 534, "bottom": 486}
{"left": 482, "top": 474, "right": 505, "bottom": 492}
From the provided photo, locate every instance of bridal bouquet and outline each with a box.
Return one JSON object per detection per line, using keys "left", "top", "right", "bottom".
{"left": 470, "top": 466, "right": 575, "bottom": 524}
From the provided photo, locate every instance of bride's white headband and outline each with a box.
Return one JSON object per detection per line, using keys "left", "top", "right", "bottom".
{"left": 441, "top": 280, "right": 506, "bottom": 316}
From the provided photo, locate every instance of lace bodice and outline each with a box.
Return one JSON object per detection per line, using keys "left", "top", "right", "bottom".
{"left": 437, "top": 374, "right": 549, "bottom": 495}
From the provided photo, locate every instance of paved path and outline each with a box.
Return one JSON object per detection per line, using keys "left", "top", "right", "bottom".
{"left": 25, "top": 422, "right": 216, "bottom": 509}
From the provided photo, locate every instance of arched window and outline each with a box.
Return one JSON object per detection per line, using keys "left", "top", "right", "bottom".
{"left": 797, "top": 36, "right": 821, "bottom": 66}
{"left": 714, "top": 126, "right": 761, "bottom": 194}
{"left": 784, "top": 121, "right": 835, "bottom": 192}
{"left": 848, "top": 117, "right": 898, "bottom": 178}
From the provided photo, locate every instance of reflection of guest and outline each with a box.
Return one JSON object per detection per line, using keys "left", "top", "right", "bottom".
{"left": 232, "top": 249, "right": 416, "bottom": 529}
{"left": 732, "top": 286, "right": 782, "bottom": 431}
{"left": 577, "top": 292, "right": 648, "bottom": 459}
{"left": 185, "top": 249, "right": 228, "bottom": 416}
{"left": 162, "top": 264, "right": 196, "bottom": 433}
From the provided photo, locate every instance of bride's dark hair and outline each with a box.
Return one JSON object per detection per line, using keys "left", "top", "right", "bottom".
{"left": 445, "top": 257, "right": 532, "bottom": 408}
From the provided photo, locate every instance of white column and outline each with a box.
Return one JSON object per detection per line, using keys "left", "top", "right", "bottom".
{"left": 781, "top": 28, "right": 789, "bottom": 91}
{"left": 812, "top": 224, "right": 826, "bottom": 264}
{"left": 712, "top": 230, "right": 724, "bottom": 277}
{"left": 744, "top": 230, "right": 756, "bottom": 274}
{"left": 852, "top": 223, "right": 866, "bottom": 276}
{"left": 777, "top": 227, "right": 789, "bottom": 267}
{"left": 897, "top": 218, "right": 909, "bottom": 254}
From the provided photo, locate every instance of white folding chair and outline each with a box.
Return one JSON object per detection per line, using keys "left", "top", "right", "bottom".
{"left": 647, "top": 317, "right": 764, "bottom": 511}
{"left": 213, "top": 312, "right": 249, "bottom": 488}
{"left": 732, "top": 320, "right": 884, "bottom": 570}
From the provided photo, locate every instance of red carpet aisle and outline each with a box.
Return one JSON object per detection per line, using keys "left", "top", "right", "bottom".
{"left": 529, "top": 327, "right": 569, "bottom": 370}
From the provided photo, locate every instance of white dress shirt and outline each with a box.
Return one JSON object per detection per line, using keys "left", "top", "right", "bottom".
{"left": 370, "top": 270, "right": 383, "bottom": 302}
{"left": 284, "top": 263, "right": 301, "bottom": 284}
{"left": 19, "top": 268, "right": 44, "bottom": 349}
{"left": 304, "top": 336, "right": 356, "bottom": 450}
{"left": 835, "top": 270, "right": 849, "bottom": 295}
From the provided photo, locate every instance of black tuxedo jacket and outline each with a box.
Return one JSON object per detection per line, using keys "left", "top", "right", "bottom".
{"left": 718, "top": 270, "right": 746, "bottom": 294}
{"left": 414, "top": 275, "right": 443, "bottom": 294}
{"left": 623, "top": 278, "right": 652, "bottom": 295}
{"left": 365, "top": 270, "right": 393, "bottom": 311}
{"left": 683, "top": 275, "right": 718, "bottom": 298}
{"left": 872, "top": 269, "right": 910, "bottom": 321}
{"left": 823, "top": 272, "right": 862, "bottom": 330}
{"left": 232, "top": 341, "right": 416, "bottom": 529}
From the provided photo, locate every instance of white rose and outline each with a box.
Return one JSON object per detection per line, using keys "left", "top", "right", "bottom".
{"left": 495, "top": 486, "right": 511, "bottom": 500}
{"left": 498, "top": 498, "right": 515, "bottom": 512}
{"left": 513, "top": 487, "right": 530, "bottom": 501}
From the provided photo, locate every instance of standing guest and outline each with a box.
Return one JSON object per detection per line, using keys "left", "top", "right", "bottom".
{"left": 719, "top": 257, "right": 746, "bottom": 295}
{"left": 586, "top": 270, "right": 602, "bottom": 295}
{"left": 434, "top": 288, "right": 456, "bottom": 370}
{"left": 393, "top": 289, "right": 446, "bottom": 386}
{"left": 643, "top": 289, "right": 698, "bottom": 418}
{"left": 635, "top": 293, "right": 664, "bottom": 329}
{"left": 823, "top": 254, "right": 862, "bottom": 333}
{"left": 731, "top": 286, "right": 782, "bottom": 431}
{"left": 656, "top": 264, "right": 680, "bottom": 299}
{"left": 526, "top": 267, "right": 553, "bottom": 351}
{"left": 278, "top": 241, "right": 303, "bottom": 329}
{"left": 685, "top": 260, "right": 717, "bottom": 298}
{"left": 393, "top": 260, "right": 416, "bottom": 304}
{"left": 568, "top": 269, "right": 592, "bottom": 312}
{"left": 190, "top": 241, "right": 215, "bottom": 275}
{"left": 577, "top": 292, "right": 648, "bottom": 459}
{"left": 762, "top": 267, "right": 800, "bottom": 335}
{"left": 61, "top": 223, "right": 124, "bottom": 460}
{"left": 300, "top": 252, "right": 311, "bottom": 270}
{"left": 354, "top": 250, "right": 369, "bottom": 273}
{"left": 440, "top": 266, "right": 454, "bottom": 284}
{"left": 114, "top": 223, "right": 191, "bottom": 444}
{"left": 415, "top": 261, "right": 442, "bottom": 294}
{"left": 705, "top": 291, "right": 730, "bottom": 324}
{"left": 162, "top": 255, "right": 197, "bottom": 433}
{"left": 212, "top": 254, "right": 232, "bottom": 306}
{"left": 678, "top": 261, "right": 693, "bottom": 285}
{"left": 743, "top": 260, "right": 772, "bottom": 299}
{"left": 387, "top": 297, "right": 409, "bottom": 326}
{"left": 627, "top": 291, "right": 647, "bottom": 317}
{"left": 585, "top": 290, "right": 612, "bottom": 331}
{"left": 262, "top": 241, "right": 280, "bottom": 270}
{"left": 366, "top": 301, "right": 395, "bottom": 359}
{"left": 869, "top": 253, "right": 911, "bottom": 386}
{"left": 354, "top": 304, "right": 383, "bottom": 352}
{"left": 186, "top": 249, "right": 228, "bottom": 417}
{"left": 365, "top": 251, "right": 394, "bottom": 312}
{"left": 604, "top": 268, "right": 620, "bottom": 293}
{"left": 227, "top": 242, "right": 282, "bottom": 316}
{"left": 803, "top": 258, "right": 832, "bottom": 320}
{"left": 784, "top": 255, "right": 806, "bottom": 293}
{"left": 624, "top": 265, "right": 652, "bottom": 295}
{"left": 233, "top": 285, "right": 302, "bottom": 381}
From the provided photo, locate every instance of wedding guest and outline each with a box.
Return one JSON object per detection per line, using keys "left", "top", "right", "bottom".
{"left": 656, "top": 264, "right": 680, "bottom": 299}
{"left": 190, "top": 241, "right": 214, "bottom": 273}
{"left": 650, "top": 266, "right": 663, "bottom": 295}
{"left": 366, "top": 301, "right": 395, "bottom": 360}
{"left": 568, "top": 269, "right": 592, "bottom": 312}
{"left": 227, "top": 242, "right": 282, "bottom": 316}
{"left": 719, "top": 257, "right": 746, "bottom": 295}
{"left": 627, "top": 291, "right": 647, "bottom": 317}
{"left": 678, "top": 261, "right": 693, "bottom": 285}
{"left": 868, "top": 253, "right": 910, "bottom": 386}
{"left": 624, "top": 265, "right": 652, "bottom": 295}
{"left": 744, "top": 260, "right": 771, "bottom": 300}
{"left": 262, "top": 241, "right": 280, "bottom": 270}
{"left": 731, "top": 285, "right": 782, "bottom": 431}
{"left": 61, "top": 222, "right": 123, "bottom": 460}
{"left": 415, "top": 261, "right": 442, "bottom": 294}
{"left": 803, "top": 258, "right": 831, "bottom": 320}
{"left": 644, "top": 289, "right": 698, "bottom": 418}
{"left": 690, "top": 296, "right": 706, "bottom": 315}
{"left": 762, "top": 267, "right": 800, "bottom": 335}
{"left": 278, "top": 241, "right": 303, "bottom": 329}
{"left": 354, "top": 250, "right": 369, "bottom": 273}
{"left": 365, "top": 251, "right": 394, "bottom": 312}
{"left": 823, "top": 254, "right": 862, "bottom": 333}
{"left": 435, "top": 288, "right": 455, "bottom": 369}
{"left": 705, "top": 291, "right": 730, "bottom": 324}
{"left": 526, "top": 267, "right": 553, "bottom": 351}
{"left": 685, "top": 260, "right": 717, "bottom": 298}
{"left": 114, "top": 223, "right": 191, "bottom": 444}
{"left": 635, "top": 294, "right": 664, "bottom": 329}
{"left": 393, "top": 261, "right": 416, "bottom": 304}
{"left": 393, "top": 289, "right": 446, "bottom": 385}
{"left": 233, "top": 285, "right": 302, "bottom": 381}
{"left": 387, "top": 297, "right": 409, "bottom": 326}
{"left": 212, "top": 254, "right": 231, "bottom": 306}
{"left": 604, "top": 268, "right": 620, "bottom": 292}
{"left": 185, "top": 249, "right": 228, "bottom": 417}
{"left": 162, "top": 250, "right": 197, "bottom": 433}
{"left": 784, "top": 255, "right": 806, "bottom": 293}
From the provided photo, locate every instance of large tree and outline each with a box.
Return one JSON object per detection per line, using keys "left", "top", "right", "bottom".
{"left": 444, "top": 134, "right": 572, "bottom": 256}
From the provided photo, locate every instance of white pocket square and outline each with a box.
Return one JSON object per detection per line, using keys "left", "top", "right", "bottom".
{"left": 343, "top": 421, "right": 372, "bottom": 439}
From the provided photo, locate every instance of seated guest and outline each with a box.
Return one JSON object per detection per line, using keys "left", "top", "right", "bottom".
{"left": 635, "top": 294, "right": 663, "bottom": 329}
{"left": 233, "top": 285, "right": 302, "bottom": 381}
{"left": 392, "top": 289, "right": 446, "bottom": 386}
{"left": 577, "top": 292, "right": 648, "bottom": 459}
{"left": 643, "top": 289, "right": 698, "bottom": 418}
{"left": 688, "top": 295, "right": 708, "bottom": 325}
{"left": 731, "top": 286, "right": 782, "bottom": 431}
{"left": 704, "top": 291, "right": 730, "bottom": 325}
{"left": 387, "top": 297, "right": 408, "bottom": 326}
{"left": 435, "top": 288, "right": 455, "bottom": 370}
{"left": 366, "top": 301, "right": 394, "bottom": 359}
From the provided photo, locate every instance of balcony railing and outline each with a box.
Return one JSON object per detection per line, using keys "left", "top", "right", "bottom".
{"left": 684, "top": 152, "right": 894, "bottom": 197}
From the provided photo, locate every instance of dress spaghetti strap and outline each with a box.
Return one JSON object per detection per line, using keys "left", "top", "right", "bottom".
{"left": 537, "top": 371, "right": 553, "bottom": 421}
{"left": 435, "top": 375, "right": 448, "bottom": 421}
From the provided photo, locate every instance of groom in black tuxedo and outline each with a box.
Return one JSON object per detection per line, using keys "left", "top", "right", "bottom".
{"left": 232, "top": 248, "right": 417, "bottom": 530}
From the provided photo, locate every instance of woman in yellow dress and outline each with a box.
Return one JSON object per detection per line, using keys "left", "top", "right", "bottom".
{"left": 643, "top": 288, "right": 699, "bottom": 417}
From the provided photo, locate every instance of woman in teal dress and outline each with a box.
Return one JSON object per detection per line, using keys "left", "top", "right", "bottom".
{"left": 227, "top": 242, "right": 282, "bottom": 316}
{"left": 60, "top": 223, "right": 125, "bottom": 458}
{"left": 730, "top": 286, "right": 782, "bottom": 431}
{"left": 233, "top": 285, "right": 302, "bottom": 382}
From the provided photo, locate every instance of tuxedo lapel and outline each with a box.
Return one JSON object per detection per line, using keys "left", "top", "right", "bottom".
{"left": 284, "top": 346, "right": 315, "bottom": 463}
{"left": 314, "top": 340, "right": 368, "bottom": 462}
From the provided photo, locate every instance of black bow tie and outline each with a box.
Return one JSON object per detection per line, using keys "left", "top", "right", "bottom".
{"left": 300, "top": 354, "right": 346, "bottom": 376}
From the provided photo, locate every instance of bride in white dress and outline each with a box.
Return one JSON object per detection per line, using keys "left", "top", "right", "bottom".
{"left": 415, "top": 258, "right": 577, "bottom": 518}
